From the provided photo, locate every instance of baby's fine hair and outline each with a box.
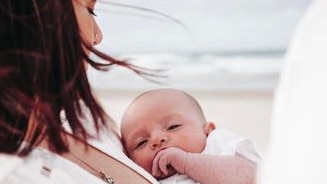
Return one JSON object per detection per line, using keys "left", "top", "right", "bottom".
{"left": 130, "top": 88, "right": 207, "bottom": 122}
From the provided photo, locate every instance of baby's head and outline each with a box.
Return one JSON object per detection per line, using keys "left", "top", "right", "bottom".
{"left": 121, "top": 88, "right": 215, "bottom": 174}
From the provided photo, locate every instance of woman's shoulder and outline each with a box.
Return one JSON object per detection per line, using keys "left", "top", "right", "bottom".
{"left": 0, "top": 149, "right": 103, "bottom": 184}
{"left": 0, "top": 154, "right": 23, "bottom": 181}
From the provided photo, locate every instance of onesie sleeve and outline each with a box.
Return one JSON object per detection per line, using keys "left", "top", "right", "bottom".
{"left": 203, "top": 129, "right": 261, "bottom": 164}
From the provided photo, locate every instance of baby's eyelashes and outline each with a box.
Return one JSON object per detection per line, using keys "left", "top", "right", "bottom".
{"left": 135, "top": 139, "right": 148, "bottom": 150}
{"left": 167, "top": 124, "right": 182, "bottom": 131}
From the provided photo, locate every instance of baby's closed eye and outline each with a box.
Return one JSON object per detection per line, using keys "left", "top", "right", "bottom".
{"left": 167, "top": 124, "right": 182, "bottom": 131}
{"left": 135, "top": 139, "right": 148, "bottom": 150}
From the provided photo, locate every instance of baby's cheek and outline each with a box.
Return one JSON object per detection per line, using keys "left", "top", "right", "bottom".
{"left": 132, "top": 152, "right": 153, "bottom": 173}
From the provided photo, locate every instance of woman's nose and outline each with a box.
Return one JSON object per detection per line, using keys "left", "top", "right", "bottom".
{"left": 150, "top": 134, "right": 167, "bottom": 149}
{"left": 93, "top": 24, "right": 103, "bottom": 45}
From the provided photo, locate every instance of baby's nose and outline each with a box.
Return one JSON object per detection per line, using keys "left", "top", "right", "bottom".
{"left": 150, "top": 136, "right": 167, "bottom": 149}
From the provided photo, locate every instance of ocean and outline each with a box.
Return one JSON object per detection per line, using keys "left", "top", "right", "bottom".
{"left": 88, "top": 52, "right": 283, "bottom": 91}
{"left": 88, "top": 1, "right": 312, "bottom": 92}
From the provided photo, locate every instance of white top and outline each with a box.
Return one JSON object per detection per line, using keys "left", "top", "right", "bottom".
{"left": 258, "top": 0, "right": 327, "bottom": 183}
{"left": 160, "top": 129, "right": 261, "bottom": 184}
{"left": 0, "top": 128, "right": 158, "bottom": 184}
{"left": 0, "top": 148, "right": 104, "bottom": 184}
{"left": 0, "top": 110, "right": 158, "bottom": 184}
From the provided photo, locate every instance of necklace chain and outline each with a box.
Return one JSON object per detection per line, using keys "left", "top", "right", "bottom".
{"left": 70, "top": 152, "right": 116, "bottom": 184}
{"left": 100, "top": 171, "right": 115, "bottom": 184}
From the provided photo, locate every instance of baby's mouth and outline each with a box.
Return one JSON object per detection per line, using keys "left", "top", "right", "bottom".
{"left": 154, "top": 147, "right": 167, "bottom": 156}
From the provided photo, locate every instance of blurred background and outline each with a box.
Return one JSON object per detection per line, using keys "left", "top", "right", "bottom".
{"left": 88, "top": 0, "right": 313, "bottom": 150}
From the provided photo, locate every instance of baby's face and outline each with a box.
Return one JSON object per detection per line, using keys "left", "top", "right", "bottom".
{"left": 121, "top": 90, "right": 212, "bottom": 174}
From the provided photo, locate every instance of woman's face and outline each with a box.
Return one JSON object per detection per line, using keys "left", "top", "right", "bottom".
{"left": 73, "top": 0, "right": 103, "bottom": 54}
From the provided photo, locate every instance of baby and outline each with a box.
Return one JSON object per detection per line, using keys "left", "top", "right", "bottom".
{"left": 121, "top": 88, "right": 260, "bottom": 184}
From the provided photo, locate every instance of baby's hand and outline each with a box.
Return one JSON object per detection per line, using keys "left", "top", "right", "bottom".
{"left": 152, "top": 147, "right": 188, "bottom": 179}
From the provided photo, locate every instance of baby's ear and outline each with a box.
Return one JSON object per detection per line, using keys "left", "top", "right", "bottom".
{"left": 203, "top": 122, "right": 216, "bottom": 136}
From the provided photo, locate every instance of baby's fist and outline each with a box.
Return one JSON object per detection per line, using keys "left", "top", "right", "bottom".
{"left": 152, "top": 147, "right": 188, "bottom": 179}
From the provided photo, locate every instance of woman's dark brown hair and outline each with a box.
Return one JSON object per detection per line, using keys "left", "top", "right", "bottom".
{"left": 0, "top": 0, "right": 144, "bottom": 155}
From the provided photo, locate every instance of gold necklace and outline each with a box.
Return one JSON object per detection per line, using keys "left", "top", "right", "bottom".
{"left": 70, "top": 151, "right": 116, "bottom": 184}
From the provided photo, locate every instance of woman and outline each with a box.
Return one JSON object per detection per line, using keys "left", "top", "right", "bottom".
{"left": 0, "top": 0, "right": 157, "bottom": 183}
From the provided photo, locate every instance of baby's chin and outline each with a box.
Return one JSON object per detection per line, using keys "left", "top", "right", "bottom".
{"left": 154, "top": 165, "right": 177, "bottom": 180}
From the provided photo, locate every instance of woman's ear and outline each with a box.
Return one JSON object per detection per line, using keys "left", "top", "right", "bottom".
{"left": 204, "top": 121, "right": 216, "bottom": 136}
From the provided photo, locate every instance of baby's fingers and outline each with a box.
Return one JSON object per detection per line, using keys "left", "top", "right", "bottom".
{"left": 157, "top": 154, "right": 170, "bottom": 175}
{"left": 152, "top": 150, "right": 166, "bottom": 177}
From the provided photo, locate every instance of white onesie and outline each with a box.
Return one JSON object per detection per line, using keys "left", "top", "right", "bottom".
{"left": 160, "top": 129, "right": 261, "bottom": 184}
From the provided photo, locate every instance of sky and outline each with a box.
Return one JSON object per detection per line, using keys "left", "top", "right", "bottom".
{"left": 96, "top": 0, "right": 313, "bottom": 54}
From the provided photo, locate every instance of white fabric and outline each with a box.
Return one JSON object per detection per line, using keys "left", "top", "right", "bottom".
{"left": 0, "top": 129, "right": 158, "bottom": 184}
{"left": 0, "top": 110, "right": 158, "bottom": 184}
{"left": 258, "top": 0, "right": 327, "bottom": 184}
{"left": 160, "top": 129, "right": 261, "bottom": 184}
{"left": 0, "top": 149, "right": 103, "bottom": 184}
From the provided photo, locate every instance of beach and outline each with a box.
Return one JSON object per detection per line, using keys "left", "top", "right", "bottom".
{"left": 88, "top": 52, "right": 280, "bottom": 152}
{"left": 94, "top": 88, "right": 273, "bottom": 151}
